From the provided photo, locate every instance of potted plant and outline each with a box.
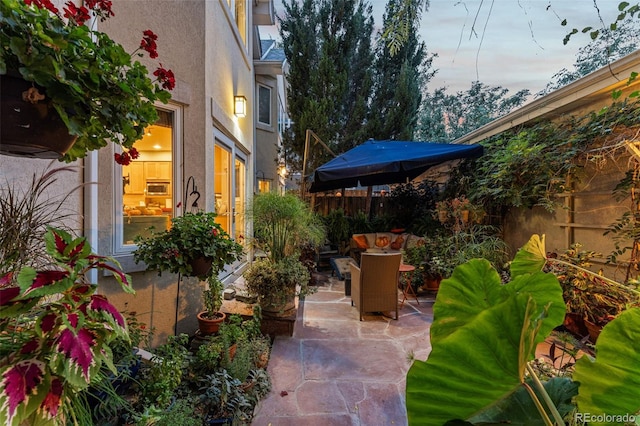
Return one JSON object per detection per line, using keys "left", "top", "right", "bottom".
{"left": 0, "top": 0, "right": 175, "bottom": 162}
{"left": 133, "top": 211, "right": 243, "bottom": 279}
{"left": 0, "top": 227, "right": 134, "bottom": 426}
{"left": 545, "top": 242, "right": 640, "bottom": 341}
{"left": 244, "top": 193, "right": 325, "bottom": 319}
{"left": 197, "top": 278, "right": 226, "bottom": 335}
{"left": 133, "top": 211, "right": 244, "bottom": 334}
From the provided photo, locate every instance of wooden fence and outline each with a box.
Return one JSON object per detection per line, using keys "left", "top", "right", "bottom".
{"left": 308, "top": 194, "right": 390, "bottom": 217}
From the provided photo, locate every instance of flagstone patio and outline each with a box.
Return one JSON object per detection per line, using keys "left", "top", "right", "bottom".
{"left": 250, "top": 273, "right": 436, "bottom": 426}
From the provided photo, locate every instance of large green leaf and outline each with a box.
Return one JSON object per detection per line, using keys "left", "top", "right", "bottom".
{"left": 469, "top": 377, "right": 579, "bottom": 425}
{"left": 406, "top": 260, "right": 566, "bottom": 425}
{"left": 510, "top": 234, "right": 547, "bottom": 279}
{"left": 407, "top": 295, "right": 539, "bottom": 425}
{"left": 573, "top": 308, "right": 640, "bottom": 422}
{"left": 431, "top": 259, "right": 564, "bottom": 347}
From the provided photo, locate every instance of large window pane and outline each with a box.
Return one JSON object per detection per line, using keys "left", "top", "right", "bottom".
{"left": 121, "top": 111, "right": 173, "bottom": 245}
{"left": 258, "top": 85, "right": 271, "bottom": 125}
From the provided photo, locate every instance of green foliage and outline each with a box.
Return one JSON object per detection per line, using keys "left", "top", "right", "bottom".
{"left": 322, "top": 208, "right": 351, "bottom": 249}
{"left": 243, "top": 256, "right": 313, "bottom": 307}
{"left": 154, "top": 399, "right": 202, "bottom": 426}
{"left": 138, "top": 334, "right": 189, "bottom": 409}
{"left": 544, "top": 243, "right": 640, "bottom": 325}
{"left": 249, "top": 192, "right": 325, "bottom": 263}
{"left": 197, "top": 370, "right": 255, "bottom": 423}
{"left": 0, "top": 0, "right": 173, "bottom": 162}
{"left": 280, "top": 0, "right": 375, "bottom": 171}
{"left": 366, "top": 0, "right": 433, "bottom": 141}
{"left": 573, "top": 308, "right": 640, "bottom": 416}
{"left": 203, "top": 276, "right": 224, "bottom": 315}
{"left": 386, "top": 180, "right": 439, "bottom": 233}
{"left": 416, "top": 82, "right": 530, "bottom": 142}
{"left": 406, "top": 234, "right": 640, "bottom": 424}
{"left": 0, "top": 164, "right": 80, "bottom": 275}
{"left": 465, "top": 99, "right": 640, "bottom": 214}
{"left": 0, "top": 228, "right": 134, "bottom": 426}
{"left": 133, "top": 211, "right": 244, "bottom": 280}
{"left": 348, "top": 210, "right": 373, "bottom": 234}
{"left": 542, "top": 18, "right": 640, "bottom": 96}
{"left": 406, "top": 258, "right": 566, "bottom": 424}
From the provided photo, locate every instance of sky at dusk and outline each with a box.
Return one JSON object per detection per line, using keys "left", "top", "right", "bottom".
{"left": 261, "top": 0, "right": 625, "bottom": 96}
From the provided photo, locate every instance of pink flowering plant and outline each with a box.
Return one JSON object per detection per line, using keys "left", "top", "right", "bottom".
{"left": 0, "top": 0, "right": 175, "bottom": 163}
{"left": 133, "top": 211, "right": 244, "bottom": 280}
{"left": 0, "top": 227, "right": 134, "bottom": 426}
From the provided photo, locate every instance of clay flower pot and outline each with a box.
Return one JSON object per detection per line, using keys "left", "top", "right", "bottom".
{"left": 197, "top": 311, "right": 226, "bottom": 336}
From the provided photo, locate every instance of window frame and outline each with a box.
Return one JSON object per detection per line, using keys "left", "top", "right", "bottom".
{"left": 257, "top": 84, "right": 272, "bottom": 127}
{"left": 112, "top": 102, "right": 182, "bottom": 260}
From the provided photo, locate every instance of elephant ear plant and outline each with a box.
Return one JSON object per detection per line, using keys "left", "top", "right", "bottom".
{"left": 0, "top": 227, "right": 134, "bottom": 426}
{"left": 406, "top": 234, "right": 640, "bottom": 425}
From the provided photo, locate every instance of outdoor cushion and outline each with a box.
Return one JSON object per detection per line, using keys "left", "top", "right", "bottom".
{"left": 405, "top": 234, "right": 426, "bottom": 249}
{"left": 374, "top": 232, "right": 394, "bottom": 249}
{"left": 353, "top": 234, "right": 369, "bottom": 249}
{"left": 390, "top": 233, "right": 409, "bottom": 250}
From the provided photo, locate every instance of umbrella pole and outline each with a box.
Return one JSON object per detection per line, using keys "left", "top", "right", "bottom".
{"left": 365, "top": 186, "right": 373, "bottom": 220}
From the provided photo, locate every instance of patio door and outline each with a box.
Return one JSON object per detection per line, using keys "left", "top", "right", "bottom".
{"left": 214, "top": 141, "right": 248, "bottom": 275}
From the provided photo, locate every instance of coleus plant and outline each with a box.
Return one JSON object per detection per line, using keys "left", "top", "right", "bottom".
{"left": 0, "top": 227, "right": 134, "bottom": 426}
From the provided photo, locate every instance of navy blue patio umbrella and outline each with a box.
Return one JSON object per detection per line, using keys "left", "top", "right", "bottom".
{"left": 308, "top": 140, "right": 483, "bottom": 193}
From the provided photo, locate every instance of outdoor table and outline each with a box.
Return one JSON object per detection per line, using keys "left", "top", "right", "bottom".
{"left": 399, "top": 263, "right": 419, "bottom": 307}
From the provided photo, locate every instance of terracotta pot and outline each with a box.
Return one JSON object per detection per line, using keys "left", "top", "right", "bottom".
{"left": 424, "top": 276, "right": 442, "bottom": 291}
{"left": 0, "top": 73, "right": 77, "bottom": 159}
{"left": 189, "top": 256, "right": 213, "bottom": 277}
{"left": 260, "top": 293, "right": 296, "bottom": 318}
{"left": 562, "top": 312, "right": 587, "bottom": 337}
{"left": 584, "top": 319, "right": 603, "bottom": 343}
{"left": 197, "top": 311, "right": 226, "bottom": 336}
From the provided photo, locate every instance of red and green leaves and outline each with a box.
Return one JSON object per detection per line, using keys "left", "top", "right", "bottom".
{"left": 0, "top": 228, "right": 134, "bottom": 426}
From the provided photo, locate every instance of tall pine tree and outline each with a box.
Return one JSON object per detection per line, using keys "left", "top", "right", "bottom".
{"left": 366, "top": 0, "right": 433, "bottom": 141}
{"left": 280, "top": 0, "right": 374, "bottom": 173}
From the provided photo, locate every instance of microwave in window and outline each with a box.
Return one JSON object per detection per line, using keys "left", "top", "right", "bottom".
{"left": 146, "top": 181, "right": 170, "bottom": 195}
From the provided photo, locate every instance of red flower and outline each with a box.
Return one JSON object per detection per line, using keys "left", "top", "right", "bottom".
{"left": 25, "top": 0, "right": 59, "bottom": 14}
{"left": 85, "top": 0, "right": 114, "bottom": 20}
{"left": 140, "top": 30, "right": 159, "bottom": 59}
{"left": 114, "top": 152, "right": 131, "bottom": 166}
{"left": 212, "top": 229, "right": 219, "bottom": 236}
{"left": 63, "top": 2, "right": 90, "bottom": 26}
{"left": 154, "top": 65, "right": 175, "bottom": 90}
{"left": 128, "top": 147, "right": 140, "bottom": 159}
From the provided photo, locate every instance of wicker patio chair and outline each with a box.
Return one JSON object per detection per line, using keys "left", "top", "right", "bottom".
{"left": 350, "top": 252, "right": 402, "bottom": 321}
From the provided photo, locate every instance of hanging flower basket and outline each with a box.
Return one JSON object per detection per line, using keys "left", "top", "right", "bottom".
{"left": 0, "top": 73, "right": 77, "bottom": 159}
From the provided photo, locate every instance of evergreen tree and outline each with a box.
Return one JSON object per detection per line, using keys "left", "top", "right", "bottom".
{"left": 416, "top": 81, "right": 530, "bottom": 142}
{"left": 366, "top": 0, "right": 434, "bottom": 141}
{"left": 279, "top": 0, "right": 374, "bottom": 173}
{"left": 538, "top": 20, "right": 640, "bottom": 97}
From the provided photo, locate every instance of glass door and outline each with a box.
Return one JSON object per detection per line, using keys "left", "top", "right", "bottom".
{"left": 214, "top": 142, "right": 248, "bottom": 275}
{"left": 234, "top": 155, "right": 246, "bottom": 243}
{"left": 214, "top": 144, "right": 232, "bottom": 233}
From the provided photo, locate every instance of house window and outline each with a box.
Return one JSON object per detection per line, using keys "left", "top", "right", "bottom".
{"left": 115, "top": 106, "right": 180, "bottom": 252}
{"left": 229, "top": 0, "right": 247, "bottom": 46}
{"left": 258, "top": 85, "right": 271, "bottom": 126}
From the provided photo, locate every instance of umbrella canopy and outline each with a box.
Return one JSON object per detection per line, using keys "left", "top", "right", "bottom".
{"left": 308, "top": 140, "right": 483, "bottom": 193}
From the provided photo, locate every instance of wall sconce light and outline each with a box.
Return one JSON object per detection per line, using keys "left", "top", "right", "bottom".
{"left": 234, "top": 95, "right": 247, "bottom": 117}
{"left": 277, "top": 164, "right": 288, "bottom": 178}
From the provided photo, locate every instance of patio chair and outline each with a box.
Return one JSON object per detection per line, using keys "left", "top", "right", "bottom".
{"left": 350, "top": 252, "right": 402, "bottom": 321}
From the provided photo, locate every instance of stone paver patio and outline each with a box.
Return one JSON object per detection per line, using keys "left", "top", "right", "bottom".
{"left": 251, "top": 274, "right": 435, "bottom": 425}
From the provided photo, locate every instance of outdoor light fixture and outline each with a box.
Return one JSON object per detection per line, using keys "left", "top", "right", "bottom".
{"left": 277, "top": 164, "right": 288, "bottom": 178}
{"left": 234, "top": 95, "right": 247, "bottom": 117}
